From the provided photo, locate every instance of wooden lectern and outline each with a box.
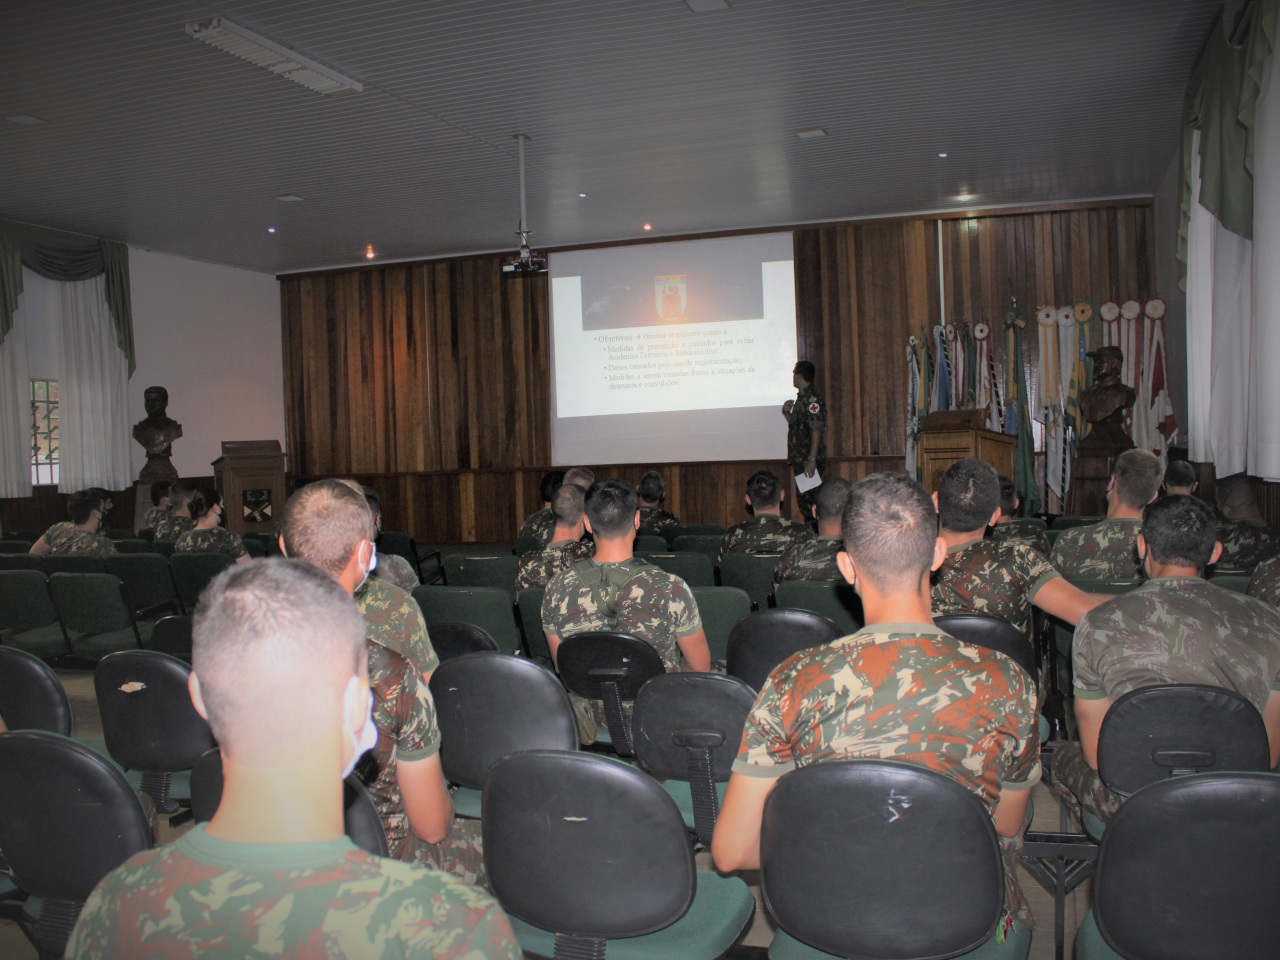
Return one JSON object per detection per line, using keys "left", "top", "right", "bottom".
{"left": 212, "top": 441, "right": 287, "bottom": 537}
{"left": 917, "top": 410, "right": 1015, "bottom": 493}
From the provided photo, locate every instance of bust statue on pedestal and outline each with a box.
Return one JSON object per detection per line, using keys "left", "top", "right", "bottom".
{"left": 1077, "top": 345, "right": 1135, "bottom": 455}
{"left": 133, "top": 386, "right": 182, "bottom": 483}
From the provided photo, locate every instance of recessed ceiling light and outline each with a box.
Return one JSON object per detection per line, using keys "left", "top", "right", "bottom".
{"left": 643, "top": 223, "right": 653, "bottom": 231}
{"left": 274, "top": 194, "right": 304, "bottom": 202}
{"left": 955, "top": 193, "right": 975, "bottom": 202}
{"left": 578, "top": 193, "right": 588, "bottom": 198}
{"left": 365, "top": 244, "right": 375, "bottom": 259}
{"left": 795, "top": 127, "right": 827, "bottom": 140}
{"left": 267, "top": 227, "right": 276, "bottom": 233}
{"left": 937, "top": 152, "right": 948, "bottom": 158}
{"left": 686, "top": 0, "right": 731, "bottom": 11}
{"left": 5, "top": 115, "right": 46, "bottom": 126}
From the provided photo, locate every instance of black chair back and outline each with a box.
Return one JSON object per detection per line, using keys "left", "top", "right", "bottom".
{"left": 44, "top": 555, "right": 105, "bottom": 575}
{"left": 1092, "top": 772, "right": 1280, "bottom": 960}
{"left": 189, "top": 746, "right": 389, "bottom": 857}
{"left": 1097, "top": 684, "right": 1270, "bottom": 797}
{"left": 760, "top": 759, "right": 1004, "bottom": 959}
{"left": 430, "top": 653, "right": 577, "bottom": 791}
{"left": 633, "top": 672, "right": 757, "bottom": 843}
{"left": 934, "top": 613, "right": 1037, "bottom": 683}
{"left": 428, "top": 620, "right": 499, "bottom": 662}
{"left": 0, "top": 553, "right": 45, "bottom": 572}
{"left": 483, "top": 750, "right": 695, "bottom": 946}
{"left": 0, "top": 540, "right": 32, "bottom": 553}
{"left": 147, "top": 614, "right": 193, "bottom": 660}
{"left": 0, "top": 731, "right": 152, "bottom": 954}
{"left": 556, "top": 631, "right": 665, "bottom": 756}
{"left": 726, "top": 608, "right": 842, "bottom": 691}
{"left": 169, "top": 552, "right": 234, "bottom": 611}
{"left": 0, "top": 645, "right": 73, "bottom": 734}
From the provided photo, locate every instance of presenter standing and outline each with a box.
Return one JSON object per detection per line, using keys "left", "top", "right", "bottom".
{"left": 781, "top": 360, "right": 827, "bottom": 520}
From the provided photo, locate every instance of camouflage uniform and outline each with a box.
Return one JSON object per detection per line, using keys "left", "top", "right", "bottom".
{"left": 718, "top": 514, "right": 813, "bottom": 564}
{"left": 364, "top": 640, "right": 484, "bottom": 885}
{"left": 1053, "top": 577, "right": 1280, "bottom": 824}
{"left": 37, "top": 521, "right": 116, "bottom": 557}
{"left": 1247, "top": 555, "right": 1280, "bottom": 608}
{"left": 989, "top": 520, "right": 1051, "bottom": 556}
{"left": 931, "top": 538, "right": 1060, "bottom": 635}
{"left": 65, "top": 825, "right": 521, "bottom": 959}
{"left": 139, "top": 505, "right": 168, "bottom": 533}
{"left": 1215, "top": 519, "right": 1280, "bottom": 569}
{"left": 174, "top": 525, "right": 248, "bottom": 560}
{"left": 773, "top": 534, "right": 844, "bottom": 586}
{"left": 355, "top": 578, "right": 439, "bottom": 681}
{"left": 787, "top": 383, "right": 828, "bottom": 518}
{"left": 542, "top": 557, "right": 702, "bottom": 742}
{"left": 638, "top": 505, "right": 681, "bottom": 540}
{"left": 373, "top": 551, "right": 419, "bottom": 592}
{"left": 735, "top": 623, "right": 1040, "bottom": 928}
{"left": 517, "top": 507, "right": 556, "bottom": 547}
{"left": 516, "top": 537, "right": 595, "bottom": 590}
{"left": 152, "top": 513, "right": 196, "bottom": 542}
{"left": 1048, "top": 517, "right": 1143, "bottom": 579}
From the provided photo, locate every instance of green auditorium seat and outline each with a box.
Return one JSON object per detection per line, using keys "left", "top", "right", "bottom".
{"left": 412, "top": 585, "right": 523, "bottom": 655}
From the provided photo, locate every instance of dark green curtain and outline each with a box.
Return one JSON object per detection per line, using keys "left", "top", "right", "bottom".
{"left": 0, "top": 219, "right": 135, "bottom": 373}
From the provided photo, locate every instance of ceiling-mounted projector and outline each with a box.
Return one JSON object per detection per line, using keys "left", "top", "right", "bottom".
{"left": 503, "top": 134, "right": 548, "bottom": 278}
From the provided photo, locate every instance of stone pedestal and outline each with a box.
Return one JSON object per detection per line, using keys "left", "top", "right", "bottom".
{"left": 1066, "top": 454, "right": 1117, "bottom": 516}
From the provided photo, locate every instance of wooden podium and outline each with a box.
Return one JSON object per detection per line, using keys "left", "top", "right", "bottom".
{"left": 917, "top": 410, "right": 1015, "bottom": 493}
{"left": 212, "top": 440, "right": 287, "bottom": 537}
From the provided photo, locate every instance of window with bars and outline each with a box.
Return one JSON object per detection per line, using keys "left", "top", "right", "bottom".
{"left": 30, "top": 379, "right": 59, "bottom": 486}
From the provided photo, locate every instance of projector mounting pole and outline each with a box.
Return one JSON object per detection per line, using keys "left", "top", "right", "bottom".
{"left": 516, "top": 133, "right": 530, "bottom": 248}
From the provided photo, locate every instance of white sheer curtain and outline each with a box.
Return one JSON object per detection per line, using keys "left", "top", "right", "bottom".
{"left": 0, "top": 310, "right": 32, "bottom": 498}
{"left": 56, "top": 273, "right": 133, "bottom": 490}
{"left": 1250, "top": 10, "right": 1280, "bottom": 480}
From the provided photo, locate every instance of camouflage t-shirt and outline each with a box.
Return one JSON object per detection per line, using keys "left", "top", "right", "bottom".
{"left": 773, "top": 534, "right": 844, "bottom": 586}
{"left": 718, "top": 514, "right": 813, "bottom": 564}
{"left": 638, "top": 505, "right": 680, "bottom": 540}
{"left": 355, "top": 578, "right": 439, "bottom": 681}
{"left": 365, "top": 642, "right": 442, "bottom": 858}
{"left": 38, "top": 521, "right": 116, "bottom": 557}
{"left": 787, "top": 383, "right": 828, "bottom": 469}
{"left": 1216, "top": 519, "right": 1280, "bottom": 569}
{"left": 174, "top": 525, "right": 248, "bottom": 560}
{"left": 1072, "top": 577, "right": 1280, "bottom": 711}
{"left": 517, "top": 538, "right": 595, "bottom": 590}
{"left": 930, "top": 538, "right": 1060, "bottom": 634}
{"left": 65, "top": 826, "right": 521, "bottom": 960}
{"left": 541, "top": 558, "right": 702, "bottom": 670}
{"left": 989, "top": 520, "right": 1051, "bottom": 556}
{"left": 139, "top": 506, "right": 168, "bottom": 533}
{"left": 1247, "top": 556, "right": 1280, "bottom": 608}
{"left": 152, "top": 513, "right": 196, "bottom": 542}
{"left": 373, "top": 552, "right": 419, "bottom": 592}
{"left": 518, "top": 507, "right": 556, "bottom": 547}
{"left": 733, "top": 623, "right": 1040, "bottom": 810}
{"left": 1049, "top": 517, "right": 1143, "bottom": 579}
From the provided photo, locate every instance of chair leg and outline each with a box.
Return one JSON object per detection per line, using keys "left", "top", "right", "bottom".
{"left": 599, "top": 682, "right": 634, "bottom": 757}
{"left": 685, "top": 747, "right": 719, "bottom": 846}
{"left": 140, "top": 770, "right": 180, "bottom": 815}
{"left": 554, "top": 934, "right": 607, "bottom": 959}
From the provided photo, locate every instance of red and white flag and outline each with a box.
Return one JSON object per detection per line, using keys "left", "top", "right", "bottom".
{"left": 1137, "top": 298, "right": 1177, "bottom": 462}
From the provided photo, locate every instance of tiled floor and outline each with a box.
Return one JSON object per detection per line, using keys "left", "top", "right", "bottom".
{"left": 1, "top": 669, "right": 1090, "bottom": 959}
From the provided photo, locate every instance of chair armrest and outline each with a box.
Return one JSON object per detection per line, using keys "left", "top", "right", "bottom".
{"left": 136, "top": 600, "right": 181, "bottom": 619}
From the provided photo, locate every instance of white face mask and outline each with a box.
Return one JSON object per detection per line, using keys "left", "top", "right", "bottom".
{"left": 355, "top": 541, "right": 378, "bottom": 592}
{"left": 342, "top": 693, "right": 379, "bottom": 781}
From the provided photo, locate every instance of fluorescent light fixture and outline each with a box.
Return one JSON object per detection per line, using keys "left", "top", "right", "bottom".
{"left": 186, "top": 17, "right": 362, "bottom": 96}
{"left": 686, "top": 0, "right": 731, "bottom": 11}
{"left": 5, "top": 115, "right": 46, "bottom": 126}
{"left": 795, "top": 127, "right": 827, "bottom": 140}
{"left": 274, "top": 194, "right": 305, "bottom": 202}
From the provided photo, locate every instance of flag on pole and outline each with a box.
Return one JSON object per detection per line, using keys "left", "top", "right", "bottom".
{"left": 1003, "top": 302, "right": 1040, "bottom": 516}
{"left": 932, "top": 325, "right": 951, "bottom": 413}
{"left": 1137, "top": 298, "right": 1177, "bottom": 463}
{"left": 906, "top": 337, "right": 922, "bottom": 478}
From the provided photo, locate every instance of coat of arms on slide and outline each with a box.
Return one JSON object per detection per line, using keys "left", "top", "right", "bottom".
{"left": 242, "top": 488, "right": 273, "bottom": 524}
{"left": 655, "top": 275, "right": 687, "bottom": 321}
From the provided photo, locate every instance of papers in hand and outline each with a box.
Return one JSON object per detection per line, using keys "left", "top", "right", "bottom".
{"left": 794, "top": 470, "right": 822, "bottom": 493}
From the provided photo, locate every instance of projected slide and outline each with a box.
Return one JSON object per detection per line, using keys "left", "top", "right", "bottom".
{"left": 550, "top": 233, "right": 799, "bottom": 464}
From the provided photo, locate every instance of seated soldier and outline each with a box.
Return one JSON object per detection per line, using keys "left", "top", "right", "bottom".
{"left": 773, "top": 477, "right": 852, "bottom": 585}
{"left": 280, "top": 481, "right": 481, "bottom": 884}
{"left": 152, "top": 481, "right": 197, "bottom": 541}
{"left": 1052, "top": 494, "right": 1280, "bottom": 825}
{"left": 29, "top": 489, "right": 117, "bottom": 558}
{"left": 718, "top": 470, "right": 813, "bottom": 563}
{"left": 931, "top": 459, "right": 1102, "bottom": 634}
{"left": 637, "top": 470, "right": 680, "bottom": 539}
{"left": 712, "top": 472, "right": 1040, "bottom": 933}
{"left": 542, "top": 479, "right": 711, "bottom": 743}
{"left": 987, "top": 475, "right": 1050, "bottom": 555}
{"left": 1248, "top": 554, "right": 1280, "bottom": 608}
{"left": 1215, "top": 473, "right": 1280, "bottom": 569}
{"left": 1163, "top": 459, "right": 1198, "bottom": 496}
{"left": 65, "top": 559, "right": 520, "bottom": 959}
{"left": 174, "top": 488, "right": 250, "bottom": 563}
{"left": 516, "top": 469, "right": 564, "bottom": 546}
{"left": 139, "top": 480, "right": 172, "bottom": 534}
{"left": 517, "top": 483, "right": 595, "bottom": 589}
{"left": 1050, "top": 449, "right": 1162, "bottom": 579}
{"left": 361, "top": 485, "right": 420, "bottom": 592}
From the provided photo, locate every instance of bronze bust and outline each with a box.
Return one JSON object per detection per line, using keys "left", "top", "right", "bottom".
{"left": 1077, "top": 345, "right": 1135, "bottom": 454}
{"left": 133, "top": 386, "right": 182, "bottom": 482}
